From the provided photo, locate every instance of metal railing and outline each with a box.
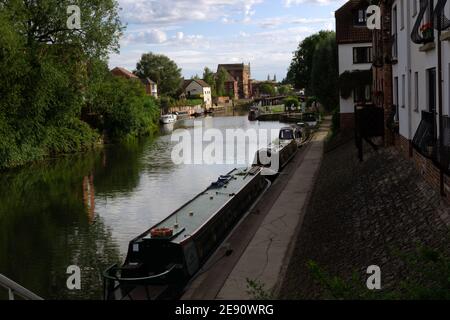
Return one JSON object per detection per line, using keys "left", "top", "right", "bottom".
{"left": 0, "top": 274, "right": 43, "bottom": 300}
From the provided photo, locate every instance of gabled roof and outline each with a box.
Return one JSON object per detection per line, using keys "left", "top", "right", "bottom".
{"left": 218, "top": 63, "right": 245, "bottom": 71}
{"left": 111, "top": 67, "right": 138, "bottom": 79}
{"left": 183, "top": 79, "right": 211, "bottom": 90}
{"left": 140, "top": 78, "right": 156, "bottom": 85}
{"left": 335, "top": 0, "right": 372, "bottom": 44}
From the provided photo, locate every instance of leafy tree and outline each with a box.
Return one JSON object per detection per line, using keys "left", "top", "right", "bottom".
{"left": 284, "top": 97, "right": 299, "bottom": 111}
{"left": 278, "top": 85, "right": 293, "bottom": 96}
{"left": 285, "top": 31, "right": 335, "bottom": 93}
{"left": 134, "top": 53, "right": 183, "bottom": 97}
{"left": 310, "top": 33, "right": 339, "bottom": 111}
{"left": 260, "top": 83, "right": 276, "bottom": 96}
{"left": 215, "top": 67, "right": 228, "bottom": 97}
{"left": 203, "top": 67, "right": 216, "bottom": 97}
{"left": 0, "top": 0, "right": 124, "bottom": 169}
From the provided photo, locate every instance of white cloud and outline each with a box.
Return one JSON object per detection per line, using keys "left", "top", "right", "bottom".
{"left": 118, "top": 0, "right": 263, "bottom": 25}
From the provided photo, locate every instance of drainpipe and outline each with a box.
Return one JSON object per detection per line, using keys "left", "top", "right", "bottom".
{"left": 437, "top": 18, "right": 445, "bottom": 196}
{"left": 406, "top": 0, "right": 413, "bottom": 154}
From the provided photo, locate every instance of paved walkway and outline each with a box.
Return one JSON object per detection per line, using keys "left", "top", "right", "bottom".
{"left": 279, "top": 133, "right": 450, "bottom": 299}
{"left": 182, "top": 118, "right": 331, "bottom": 300}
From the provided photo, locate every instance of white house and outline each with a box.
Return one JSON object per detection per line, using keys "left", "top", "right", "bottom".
{"left": 369, "top": 0, "right": 450, "bottom": 200}
{"left": 183, "top": 79, "right": 212, "bottom": 109}
{"left": 391, "top": 0, "right": 450, "bottom": 144}
{"left": 335, "top": 0, "right": 374, "bottom": 129}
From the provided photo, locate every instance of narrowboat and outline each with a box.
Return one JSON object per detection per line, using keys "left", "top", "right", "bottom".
{"left": 252, "top": 126, "right": 300, "bottom": 177}
{"left": 279, "top": 126, "right": 303, "bottom": 147}
{"left": 160, "top": 114, "right": 177, "bottom": 124}
{"left": 103, "top": 166, "right": 268, "bottom": 300}
{"left": 248, "top": 107, "right": 260, "bottom": 121}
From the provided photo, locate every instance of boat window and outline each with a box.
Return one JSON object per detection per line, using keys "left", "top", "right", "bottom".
{"left": 280, "top": 130, "right": 294, "bottom": 140}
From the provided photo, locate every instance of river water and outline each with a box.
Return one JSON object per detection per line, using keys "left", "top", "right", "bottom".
{"left": 0, "top": 113, "right": 286, "bottom": 299}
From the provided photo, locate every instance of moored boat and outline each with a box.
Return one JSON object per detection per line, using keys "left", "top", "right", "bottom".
{"left": 103, "top": 167, "right": 268, "bottom": 300}
{"left": 160, "top": 114, "right": 177, "bottom": 124}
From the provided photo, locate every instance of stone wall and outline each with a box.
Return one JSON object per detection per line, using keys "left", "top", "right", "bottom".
{"left": 395, "top": 133, "right": 450, "bottom": 204}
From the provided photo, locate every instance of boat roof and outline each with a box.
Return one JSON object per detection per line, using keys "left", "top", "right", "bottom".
{"left": 142, "top": 167, "right": 261, "bottom": 244}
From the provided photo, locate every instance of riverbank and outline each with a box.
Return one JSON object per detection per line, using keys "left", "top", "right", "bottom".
{"left": 279, "top": 134, "right": 450, "bottom": 299}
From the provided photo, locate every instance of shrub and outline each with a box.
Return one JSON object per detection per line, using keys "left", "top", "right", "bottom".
{"left": 284, "top": 96, "right": 299, "bottom": 111}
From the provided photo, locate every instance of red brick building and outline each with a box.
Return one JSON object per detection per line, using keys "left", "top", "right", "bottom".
{"left": 217, "top": 64, "right": 252, "bottom": 99}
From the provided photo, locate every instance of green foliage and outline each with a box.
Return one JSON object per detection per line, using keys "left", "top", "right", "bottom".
{"left": 203, "top": 67, "right": 217, "bottom": 97}
{"left": 339, "top": 70, "right": 373, "bottom": 99}
{"left": 260, "top": 83, "right": 276, "bottom": 96}
{"left": 89, "top": 75, "right": 160, "bottom": 140}
{"left": 184, "top": 99, "right": 204, "bottom": 107}
{"left": 246, "top": 279, "right": 274, "bottom": 300}
{"left": 0, "top": 1, "right": 160, "bottom": 167}
{"left": 135, "top": 52, "right": 183, "bottom": 97}
{"left": 215, "top": 67, "right": 229, "bottom": 97}
{"left": 0, "top": 0, "right": 157, "bottom": 169}
{"left": 278, "top": 85, "right": 293, "bottom": 96}
{"left": 284, "top": 96, "right": 299, "bottom": 110}
{"left": 308, "top": 245, "right": 450, "bottom": 300}
{"left": 285, "top": 30, "right": 335, "bottom": 92}
{"left": 310, "top": 32, "right": 339, "bottom": 111}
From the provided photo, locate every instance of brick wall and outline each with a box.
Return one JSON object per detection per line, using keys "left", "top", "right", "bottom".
{"left": 397, "top": 133, "right": 450, "bottom": 203}
{"left": 395, "top": 134, "right": 411, "bottom": 159}
{"left": 340, "top": 113, "right": 355, "bottom": 130}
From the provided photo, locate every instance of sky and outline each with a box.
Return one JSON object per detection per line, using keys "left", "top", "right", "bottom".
{"left": 109, "top": 0, "right": 347, "bottom": 81}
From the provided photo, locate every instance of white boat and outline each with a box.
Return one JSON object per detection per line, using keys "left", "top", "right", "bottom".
{"left": 160, "top": 114, "right": 177, "bottom": 124}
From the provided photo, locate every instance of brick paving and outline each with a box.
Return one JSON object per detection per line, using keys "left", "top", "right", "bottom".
{"left": 279, "top": 136, "right": 450, "bottom": 299}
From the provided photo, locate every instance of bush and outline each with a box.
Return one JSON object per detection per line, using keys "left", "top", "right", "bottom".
{"left": 308, "top": 245, "right": 450, "bottom": 300}
{"left": 284, "top": 96, "right": 299, "bottom": 111}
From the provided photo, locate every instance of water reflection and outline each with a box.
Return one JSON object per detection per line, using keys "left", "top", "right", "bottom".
{"left": 0, "top": 115, "right": 285, "bottom": 299}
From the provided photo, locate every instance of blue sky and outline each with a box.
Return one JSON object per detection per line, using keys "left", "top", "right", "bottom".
{"left": 109, "top": 0, "right": 347, "bottom": 81}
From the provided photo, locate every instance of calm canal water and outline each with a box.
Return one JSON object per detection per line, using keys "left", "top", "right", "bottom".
{"left": 0, "top": 113, "right": 286, "bottom": 299}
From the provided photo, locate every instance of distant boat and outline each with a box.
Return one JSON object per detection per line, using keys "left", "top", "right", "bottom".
{"left": 160, "top": 114, "right": 177, "bottom": 124}
{"left": 248, "top": 107, "right": 260, "bottom": 121}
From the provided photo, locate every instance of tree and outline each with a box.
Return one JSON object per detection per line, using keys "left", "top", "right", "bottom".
{"left": 260, "top": 83, "right": 276, "bottom": 96}
{"left": 310, "top": 33, "right": 339, "bottom": 111}
{"left": 284, "top": 96, "right": 299, "bottom": 111}
{"left": 285, "top": 31, "right": 335, "bottom": 93}
{"left": 203, "top": 67, "right": 217, "bottom": 97}
{"left": 278, "top": 85, "right": 293, "bottom": 96}
{"left": 0, "top": 0, "right": 124, "bottom": 168}
{"left": 135, "top": 53, "right": 183, "bottom": 97}
{"left": 215, "top": 68, "right": 228, "bottom": 97}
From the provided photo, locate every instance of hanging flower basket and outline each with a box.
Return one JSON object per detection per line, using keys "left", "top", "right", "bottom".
{"left": 420, "top": 23, "right": 434, "bottom": 43}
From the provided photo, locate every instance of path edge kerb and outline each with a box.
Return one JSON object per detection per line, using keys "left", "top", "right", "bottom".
{"left": 272, "top": 121, "right": 331, "bottom": 298}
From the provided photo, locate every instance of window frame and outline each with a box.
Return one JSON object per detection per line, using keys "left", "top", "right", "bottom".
{"left": 352, "top": 46, "right": 373, "bottom": 64}
{"left": 414, "top": 72, "right": 419, "bottom": 113}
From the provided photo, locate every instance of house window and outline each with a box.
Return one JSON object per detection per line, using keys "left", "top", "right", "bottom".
{"left": 401, "top": 75, "right": 406, "bottom": 108}
{"left": 354, "top": 8, "right": 368, "bottom": 26}
{"left": 427, "top": 68, "right": 436, "bottom": 113}
{"left": 414, "top": 72, "right": 419, "bottom": 112}
{"left": 400, "top": 0, "right": 405, "bottom": 29}
{"left": 353, "top": 85, "right": 372, "bottom": 103}
{"left": 394, "top": 77, "right": 399, "bottom": 121}
{"left": 353, "top": 47, "right": 372, "bottom": 64}
{"left": 392, "top": 6, "right": 398, "bottom": 59}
